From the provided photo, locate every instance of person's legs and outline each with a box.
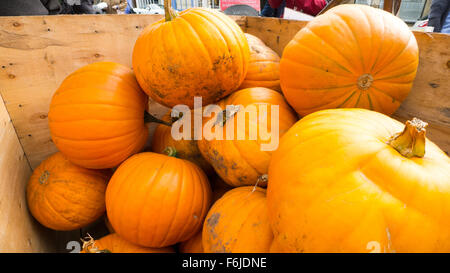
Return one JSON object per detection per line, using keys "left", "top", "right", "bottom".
{"left": 274, "top": 0, "right": 285, "bottom": 17}
{"left": 261, "top": 1, "right": 275, "bottom": 17}
{"left": 441, "top": 12, "right": 450, "bottom": 33}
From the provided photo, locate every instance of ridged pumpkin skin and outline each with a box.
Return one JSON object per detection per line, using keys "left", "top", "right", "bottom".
{"left": 151, "top": 111, "right": 214, "bottom": 175}
{"left": 198, "top": 87, "right": 297, "bottom": 187}
{"left": 268, "top": 109, "right": 450, "bottom": 252}
{"left": 132, "top": 8, "right": 250, "bottom": 108}
{"left": 106, "top": 152, "right": 212, "bottom": 248}
{"left": 82, "top": 233, "right": 174, "bottom": 253}
{"left": 179, "top": 231, "right": 203, "bottom": 253}
{"left": 280, "top": 5, "right": 419, "bottom": 116}
{"left": 26, "top": 152, "right": 110, "bottom": 231}
{"left": 48, "top": 62, "right": 149, "bottom": 169}
{"left": 203, "top": 186, "right": 273, "bottom": 253}
{"left": 239, "top": 33, "right": 281, "bottom": 92}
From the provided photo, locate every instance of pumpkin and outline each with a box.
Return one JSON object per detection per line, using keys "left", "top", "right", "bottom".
{"left": 179, "top": 231, "right": 203, "bottom": 253}
{"left": 105, "top": 152, "right": 212, "bottom": 248}
{"left": 48, "top": 62, "right": 149, "bottom": 169}
{"left": 104, "top": 215, "right": 115, "bottom": 233}
{"left": 132, "top": 0, "right": 250, "bottom": 108}
{"left": 81, "top": 233, "right": 174, "bottom": 253}
{"left": 26, "top": 152, "right": 110, "bottom": 231}
{"left": 203, "top": 186, "right": 273, "bottom": 253}
{"left": 267, "top": 109, "right": 450, "bottom": 252}
{"left": 280, "top": 5, "right": 419, "bottom": 116}
{"left": 239, "top": 33, "right": 281, "bottom": 92}
{"left": 198, "top": 87, "right": 297, "bottom": 187}
{"left": 151, "top": 111, "right": 214, "bottom": 175}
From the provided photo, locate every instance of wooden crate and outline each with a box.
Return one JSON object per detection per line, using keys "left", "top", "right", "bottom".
{"left": 0, "top": 14, "right": 448, "bottom": 252}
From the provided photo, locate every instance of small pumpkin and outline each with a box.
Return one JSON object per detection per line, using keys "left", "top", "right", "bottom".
{"left": 203, "top": 186, "right": 273, "bottom": 253}
{"left": 239, "top": 33, "right": 281, "bottom": 92}
{"left": 48, "top": 62, "right": 149, "bottom": 169}
{"left": 26, "top": 152, "right": 110, "bottom": 231}
{"left": 151, "top": 111, "right": 214, "bottom": 175}
{"left": 268, "top": 109, "right": 450, "bottom": 252}
{"left": 132, "top": 1, "right": 250, "bottom": 108}
{"left": 179, "top": 231, "right": 203, "bottom": 253}
{"left": 280, "top": 5, "right": 419, "bottom": 116}
{"left": 106, "top": 152, "right": 212, "bottom": 248}
{"left": 81, "top": 233, "right": 174, "bottom": 253}
{"left": 198, "top": 87, "right": 297, "bottom": 187}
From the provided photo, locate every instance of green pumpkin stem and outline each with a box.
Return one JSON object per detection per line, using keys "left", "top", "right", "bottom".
{"left": 164, "top": 0, "right": 179, "bottom": 22}
{"left": 164, "top": 146, "right": 178, "bottom": 157}
{"left": 144, "top": 111, "right": 172, "bottom": 126}
{"left": 388, "top": 118, "right": 427, "bottom": 158}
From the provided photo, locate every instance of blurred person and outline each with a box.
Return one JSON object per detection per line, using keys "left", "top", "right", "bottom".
{"left": 268, "top": 0, "right": 326, "bottom": 17}
{"left": 428, "top": 0, "right": 450, "bottom": 33}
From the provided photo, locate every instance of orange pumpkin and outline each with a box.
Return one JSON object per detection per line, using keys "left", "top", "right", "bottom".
{"left": 268, "top": 109, "right": 450, "bottom": 252}
{"left": 151, "top": 111, "right": 214, "bottom": 175}
{"left": 280, "top": 5, "right": 419, "bottom": 116}
{"left": 106, "top": 152, "right": 212, "bottom": 248}
{"left": 48, "top": 62, "right": 149, "bottom": 169}
{"left": 81, "top": 233, "right": 174, "bottom": 253}
{"left": 132, "top": 1, "right": 250, "bottom": 108}
{"left": 198, "top": 87, "right": 297, "bottom": 187}
{"left": 203, "top": 186, "right": 273, "bottom": 253}
{"left": 239, "top": 33, "right": 281, "bottom": 92}
{"left": 26, "top": 152, "right": 110, "bottom": 231}
{"left": 179, "top": 231, "right": 203, "bottom": 253}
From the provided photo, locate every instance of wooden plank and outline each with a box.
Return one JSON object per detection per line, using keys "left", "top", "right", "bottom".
{"left": 0, "top": 15, "right": 448, "bottom": 171}
{"left": 0, "top": 93, "right": 57, "bottom": 252}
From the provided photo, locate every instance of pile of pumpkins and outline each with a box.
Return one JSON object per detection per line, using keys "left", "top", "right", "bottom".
{"left": 26, "top": 3, "right": 450, "bottom": 253}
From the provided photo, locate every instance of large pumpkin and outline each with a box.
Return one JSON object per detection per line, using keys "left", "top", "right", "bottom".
{"left": 132, "top": 2, "right": 250, "bottom": 108}
{"left": 151, "top": 111, "right": 214, "bottom": 175}
{"left": 48, "top": 62, "right": 149, "bottom": 169}
{"left": 267, "top": 109, "right": 450, "bottom": 252}
{"left": 105, "top": 152, "right": 212, "bottom": 248}
{"left": 198, "top": 87, "right": 297, "bottom": 187}
{"left": 280, "top": 5, "right": 419, "bottom": 116}
{"left": 203, "top": 186, "right": 273, "bottom": 253}
{"left": 26, "top": 152, "right": 110, "bottom": 231}
{"left": 239, "top": 33, "right": 281, "bottom": 92}
{"left": 82, "top": 233, "right": 174, "bottom": 253}
{"left": 179, "top": 231, "right": 203, "bottom": 253}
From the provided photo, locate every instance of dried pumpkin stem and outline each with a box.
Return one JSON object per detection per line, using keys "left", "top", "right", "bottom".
{"left": 144, "top": 111, "right": 172, "bottom": 126}
{"left": 164, "top": 146, "right": 178, "bottom": 158}
{"left": 388, "top": 117, "right": 427, "bottom": 158}
{"left": 164, "top": 0, "right": 179, "bottom": 22}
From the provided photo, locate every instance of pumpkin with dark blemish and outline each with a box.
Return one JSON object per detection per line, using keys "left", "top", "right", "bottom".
{"left": 82, "top": 233, "right": 174, "bottom": 253}
{"left": 280, "top": 5, "right": 419, "bottom": 116}
{"left": 239, "top": 33, "right": 281, "bottom": 92}
{"left": 132, "top": 3, "right": 250, "bottom": 108}
{"left": 106, "top": 152, "right": 212, "bottom": 248}
{"left": 203, "top": 186, "right": 273, "bottom": 253}
{"left": 26, "top": 152, "right": 110, "bottom": 231}
{"left": 198, "top": 87, "right": 297, "bottom": 187}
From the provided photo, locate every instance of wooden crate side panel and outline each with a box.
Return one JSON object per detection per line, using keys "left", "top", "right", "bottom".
{"left": 0, "top": 94, "right": 56, "bottom": 252}
{"left": 0, "top": 15, "right": 448, "bottom": 170}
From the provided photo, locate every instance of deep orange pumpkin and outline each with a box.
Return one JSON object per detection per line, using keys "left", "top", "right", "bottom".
{"left": 105, "top": 152, "right": 212, "bottom": 248}
{"left": 26, "top": 152, "right": 110, "bottom": 231}
{"left": 132, "top": 3, "right": 250, "bottom": 108}
{"left": 203, "top": 186, "right": 273, "bottom": 253}
{"left": 280, "top": 5, "right": 419, "bottom": 116}
{"left": 151, "top": 111, "right": 214, "bottom": 175}
{"left": 239, "top": 33, "right": 281, "bottom": 92}
{"left": 81, "top": 233, "right": 175, "bottom": 253}
{"left": 268, "top": 109, "right": 450, "bottom": 252}
{"left": 48, "top": 62, "right": 149, "bottom": 169}
{"left": 198, "top": 87, "right": 298, "bottom": 187}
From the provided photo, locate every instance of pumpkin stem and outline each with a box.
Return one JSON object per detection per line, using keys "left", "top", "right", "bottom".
{"left": 164, "top": 0, "right": 179, "bottom": 22}
{"left": 164, "top": 146, "right": 178, "bottom": 157}
{"left": 81, "top": 234, "right": 111, "bottom": 253}
{"left": 144, "top": 111, "right": 172, "bottom": 126}
{"left": 388, "top": 118, "right": 427, "bottom": 158}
